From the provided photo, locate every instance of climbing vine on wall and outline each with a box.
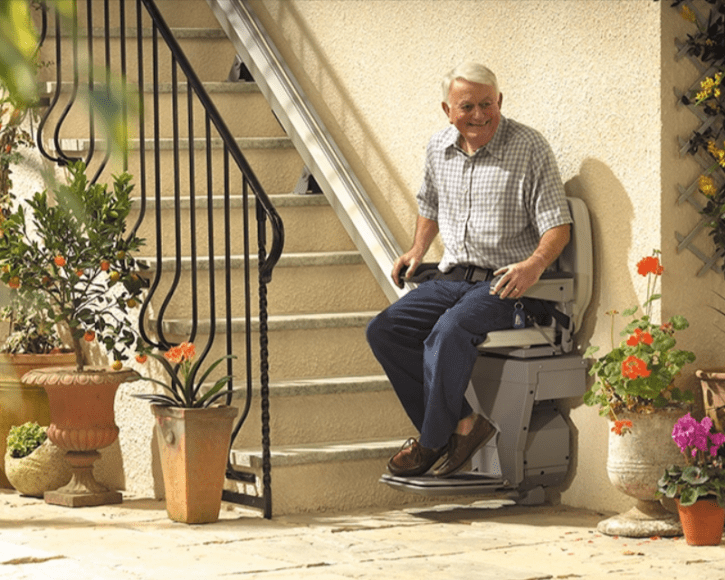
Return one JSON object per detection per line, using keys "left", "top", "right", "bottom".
{"left": 669, "top": 0, "right": 725, "bottom": 276}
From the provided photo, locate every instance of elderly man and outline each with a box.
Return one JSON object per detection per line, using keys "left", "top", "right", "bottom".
{"left": 366, "top": 62, "right": 572, "bottom": 478}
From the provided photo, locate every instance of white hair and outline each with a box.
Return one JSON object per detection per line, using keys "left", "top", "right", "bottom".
{"left": 442, "top": 62, "right": 499, "bottom": 103}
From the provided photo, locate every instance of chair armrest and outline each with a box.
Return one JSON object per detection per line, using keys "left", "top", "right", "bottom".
{"left": 522, "top": 275, "right": 574, "bottom": 303}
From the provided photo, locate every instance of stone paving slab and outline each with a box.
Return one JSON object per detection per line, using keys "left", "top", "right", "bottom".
{"left": 0, "top": 490, "right": 723, "bottom": 579}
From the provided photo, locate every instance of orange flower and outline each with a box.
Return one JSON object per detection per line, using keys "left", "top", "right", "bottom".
{"left": 135, "top": 354, "right": 148, "bottom": 364}
{"left": 164, "top": 341, "right": 195, "bottom": 364}
{"left": 54, "top": 255, "right": 66, "bottom": 267}
{"left": 83, "top": 330, "right": 95, "bottom": 342}
{"left": 100, "top": 260, "right": 110, "bottom": 271}
{"left": 637, "top": 256, "right": 663, "bottom": 277}
{"left": 611, "top": 419, "right": 633, "bottom": 436}
{"left": 626, "top": 328, "right": 653, "bottom": 347}
{"left": 622, "top": 355, "right": 651, "bottom": 380}
{"left": 7, "top": 276, "right": 20, "bottom": 289}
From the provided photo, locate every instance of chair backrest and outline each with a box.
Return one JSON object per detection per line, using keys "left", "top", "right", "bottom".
{"left": 560, "top": 196, "right": 593, "bottom": 334}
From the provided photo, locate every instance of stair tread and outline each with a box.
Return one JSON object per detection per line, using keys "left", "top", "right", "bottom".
{"left": 42, "top": 80, "right": 263, "bottom": 95}
{"left": 140, "top": 250, "right": 364, "bottom": 270}
{"left": 133, "top": 193, "right": 328, "bottom": 209}
{"left": 154, "top": 310, "right": 379, "bottom": 334}
{"left": 231, "top": 438, "right": 402, "bottom": 468}
{"left": 52, "top": 136, "right": 294, "bottom": 152}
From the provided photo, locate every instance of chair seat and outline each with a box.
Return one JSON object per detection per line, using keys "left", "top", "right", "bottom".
{"left": 478, "top": 326, "right": 556, "bottom": 350}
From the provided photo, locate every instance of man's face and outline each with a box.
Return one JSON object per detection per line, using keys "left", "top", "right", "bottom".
{"left": 442, "top": 78, "right": 502, "bottom": 153}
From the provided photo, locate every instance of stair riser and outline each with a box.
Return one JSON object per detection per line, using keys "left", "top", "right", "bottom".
{"left": 230, "top": 459, "right": 450, "bottom": 516}
{"left": 130, "top": 203, "right": 356, "bottom": 255}
{"left": 37, "top": 36, "right": 236, "bottom": 84}
{"left": 144, "top": 263, "right": 387, "bottom": 316}
{"left": 42, "top": 90, "right": 284, "bottom": 139}
{"left": 160, "top": 325, "right": 381, "bottom": 381}
{"left": 87, "top": 146, "right": 303, "bottom": 196}
{"left": 66, "top": 0, "right": 223, "bottom": 29}
{"left": 231, "top": 389, "right": 411, "bottom": 448}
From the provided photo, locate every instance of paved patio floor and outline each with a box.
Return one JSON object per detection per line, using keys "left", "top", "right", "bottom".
{"left": 0, "top": 489, "right": 722, "bottom": 579}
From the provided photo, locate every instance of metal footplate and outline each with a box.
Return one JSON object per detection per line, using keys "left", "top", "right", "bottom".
{"left": 379, "top": 472, "right": 507, "bottom": 496}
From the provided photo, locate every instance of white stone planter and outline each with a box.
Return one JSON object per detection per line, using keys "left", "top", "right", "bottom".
{"left": 5, "top": 439, "right": 71, "bottom": 498}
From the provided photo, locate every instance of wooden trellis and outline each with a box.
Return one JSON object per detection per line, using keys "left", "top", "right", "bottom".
{"left": 673, "top": 0, "right": 725, "bottom": 277}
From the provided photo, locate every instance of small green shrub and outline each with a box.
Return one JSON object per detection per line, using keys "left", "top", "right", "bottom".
{"left": 6, "top": 422, "right": 46, "bottom": 458}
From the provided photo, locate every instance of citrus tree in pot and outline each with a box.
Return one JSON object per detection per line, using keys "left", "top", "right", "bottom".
{"left": 0, "top": 160, "right": 148, "bottom": 507}
{"left": 134, "top": 342, "right": 238, "bottom": 524}
{"left": 583, "top": 251, "right": 697, "bottom": 538}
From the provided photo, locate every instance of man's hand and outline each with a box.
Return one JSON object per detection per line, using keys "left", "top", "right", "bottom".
{"left": 391, "top": 251, "right": 424, "bottom": 288}
{"left": 492, "top": 260, "right": 545, "bottom": 299}
{"left": 392, "top": 215, "right": 439, "bottom": 289}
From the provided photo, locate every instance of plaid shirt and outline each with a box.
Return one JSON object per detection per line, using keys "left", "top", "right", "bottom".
{"left": 417, "top": 116, "right": 572, "bottom": 272}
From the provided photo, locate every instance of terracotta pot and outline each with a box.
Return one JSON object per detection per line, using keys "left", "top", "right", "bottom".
{"left": 696, "top": 369, "right": 725, "bottom": 432}
{"left": 0, "top": 352, "right": 76, "bottom": 488}
{"left": 676, "top": 498, "right": 725, "bottom": 546}
{"left": 151, "top": 404, "right": 238, "bottom": 524}
{"left": 598, "top": 408, "right": 687, "bottom": 537}
{"left": 21, "top": 365, "right": 139, "bottom": 507}
{"left": 5, "top": 438, "right": 71, "bottom": 497}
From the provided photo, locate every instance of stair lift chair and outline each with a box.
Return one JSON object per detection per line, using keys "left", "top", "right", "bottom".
{"left": 381, "top": 197, "right": 593, "bottom": 504}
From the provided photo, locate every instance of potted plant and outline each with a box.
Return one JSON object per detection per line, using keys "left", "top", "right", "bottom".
{"left": 4, "top": 421, "right": 70, "bottom": 497}
{"left": 583, "top": 251, "right": 697, "bottom": 537}
{"left": 0, "top": 83, "right": 77, "bottom": 488}
{"left": 0, "top": 159, "right": 148, "bottom": 507}
{"left": 657, "top": 413, "right": 725, "bottom": 545}
{"left": 134, "top": 342, "right": 238, "bottom": 524}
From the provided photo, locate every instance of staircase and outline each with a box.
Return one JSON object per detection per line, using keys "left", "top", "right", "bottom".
{"left": 37, "top": 0, "right": 440, "bottom": 516}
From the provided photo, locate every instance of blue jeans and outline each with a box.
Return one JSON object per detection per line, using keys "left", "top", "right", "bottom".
{"left": 366, "top": 280, "right": 542, "bottom": 449}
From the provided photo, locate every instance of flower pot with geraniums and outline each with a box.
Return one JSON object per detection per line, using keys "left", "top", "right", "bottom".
{"left": 133, "top": 342, "right": 238, "bottom": 524}
{"left": 657, "top": 413, "right": 725, "bottom": 546}
{"left": 4, "top": 421, "right": 70, "bottom": 497}
{"left": 0, "top": 160, "right": 149, "bottom": 507}
{"left": 583, "top": 251, "right": 697, "bottom": 537}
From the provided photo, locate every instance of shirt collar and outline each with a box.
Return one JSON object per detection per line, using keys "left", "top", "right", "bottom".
{"left": 442, "top": 115, "right": 509, "bottom": 160}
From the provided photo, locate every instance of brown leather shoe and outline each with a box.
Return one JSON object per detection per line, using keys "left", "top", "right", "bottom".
{"left": 387, "top": 438, "right": 445, "bottom": 477}
{"left": 433, "top": 415, "right": 496, "bottom": 477}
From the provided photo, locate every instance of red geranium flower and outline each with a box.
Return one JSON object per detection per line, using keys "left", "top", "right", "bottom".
{"left": 637, "top": 256, "right": 664, "bottom": 276}
{"left": 611, "top": 419, "right": 634, "bottom": 436}
{"left": 626, "top": 328, "right": 653, "bottom": 346}
{"left": 622, "top": 355, "right": 651, "bottom": 380}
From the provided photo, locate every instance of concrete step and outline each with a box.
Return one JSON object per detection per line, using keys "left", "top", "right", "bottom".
{"left": 53, "top": 136, "right": 304, "bottom": 195}
{"left": 41, "top": 81, "right": 285, "bottom": 139}
{"left": 38, "top": 28, "right": 236, "bottom": 84}
{"left": 130, "top": 193, "right": 356, "bottom": 255}
{"left": 228, "top": 438, "right": 434, "bottom": 516}
{"left": 58, "top": 0, "right": 224, "bottom": 30}
{"left": 139, "top": 251, "right": 388, "bottom": 316}
{"left": 153, "top": 311, "right": 382, "bottom": 381}
{"left": 227, "top": 375, "right": 412, "bottom": 448}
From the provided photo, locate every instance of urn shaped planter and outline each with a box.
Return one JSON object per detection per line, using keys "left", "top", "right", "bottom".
{"left": 21, "top": 366, "right": 139, "bottom": 507}
{"left": 598, "top": 408, "right": 687, "bottom": 537}
{"left": 151, "top": 404, "right": 238, "bottom": 524}
{"left": 0, "top": 352, "right": 76, "bottom": 487}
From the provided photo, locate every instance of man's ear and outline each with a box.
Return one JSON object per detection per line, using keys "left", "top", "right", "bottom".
{"left": 441, "top": 101, "right": 451, "bottom": 119}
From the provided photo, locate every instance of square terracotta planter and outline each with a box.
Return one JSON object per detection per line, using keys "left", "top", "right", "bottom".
{"left": 151, "top": 404, "right": 238, "bottom": 524}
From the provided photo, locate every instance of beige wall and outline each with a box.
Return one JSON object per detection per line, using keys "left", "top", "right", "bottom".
{"left": 249, "top": 0, "right": 716, "bottom": 514}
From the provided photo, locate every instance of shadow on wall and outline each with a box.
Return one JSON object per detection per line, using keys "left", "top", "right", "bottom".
{"left": 558, "top": 157, "right": 635, "bottom": 493}
{"left": 258, "top": 0, "right": 419, "bottom": 243}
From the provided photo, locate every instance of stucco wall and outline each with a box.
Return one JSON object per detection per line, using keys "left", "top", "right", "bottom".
{"left": 250, "top": 0, "right": 675, "bottom": 514}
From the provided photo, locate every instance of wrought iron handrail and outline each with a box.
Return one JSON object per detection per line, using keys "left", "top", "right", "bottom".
{"left": 35, "top": 0, "right": 282, "bottom": 519}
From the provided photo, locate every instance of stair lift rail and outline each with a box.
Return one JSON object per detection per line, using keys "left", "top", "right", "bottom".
{"left": 35, "top": 0, "right": 283, "bottom": 519}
